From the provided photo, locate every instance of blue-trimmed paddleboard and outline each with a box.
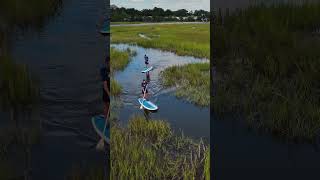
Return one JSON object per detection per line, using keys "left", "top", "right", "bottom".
{"left": 99, "top": 21, "right": 110, "bottom": 35}
{"left": 91, "top": 115, "right": 110, "bottom": 143}
{"left": 141, "top": 66, "right": 153, "bottom": 73}
{"left": 138, "top": 98, "right": 158, "bottom": 111}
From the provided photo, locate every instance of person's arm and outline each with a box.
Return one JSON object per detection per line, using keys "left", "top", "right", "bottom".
{"left": 103, "top": 80, "right": 110, "bottom": 97}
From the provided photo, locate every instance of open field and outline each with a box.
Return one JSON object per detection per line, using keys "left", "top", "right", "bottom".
{"left": 111, "top": 22, "right": 209, "bottom": 27}
{"left": 111, "top": 23, "right": 210, "bottom": 59}
{"left": 213, "top": 2, "right": 320, "bottom": 140}
{"left": 111, "top": 21, "right": 145, "bottom": 25}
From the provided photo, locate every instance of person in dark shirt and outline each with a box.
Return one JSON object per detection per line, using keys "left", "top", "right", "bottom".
{"left": 100, "top": 57, "right": 110, "bottom": 126}
{"left": 144, "top": 54, "right": 149, "bottom": 67}
{"left": 141, "top": 79, "right": 148, "bottom": 99}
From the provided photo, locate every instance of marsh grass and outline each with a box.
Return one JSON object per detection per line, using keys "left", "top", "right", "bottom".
{"left": 0, "top": 56, "right": 39, "bottom": 110}
{"left": 110, "top": 47, "right": 136, "bottom": 97}
{"left": 160, "top": 63, "right": 210, "bottom": 106}
{"left": 111, "top": 24, "right": 210, "bottom": 59}
{"left": 110, "top": 47, "right": 136, "bottom": 72}
{"left": 204, "top": 148, "right": 210, "bottom": 180}
{"left": 111, "top": 116, "right": 210, "bottom": 179}
{"left": 0, "top": 0, "right": 62, "bottom": 29}
{"left": 111, "top": 78, "right": 122, "bottom": 96}
{"left": 0, "top": 56, "right": 41, "bottom": 180}
{"left": 213, "top": 2, "right": 320, "bottom": 140}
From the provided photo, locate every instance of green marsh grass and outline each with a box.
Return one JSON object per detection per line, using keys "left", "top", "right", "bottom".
{"left": 204, "top": 148, "right": 210, "bottom": 180}
{"left": 111, "top": 24, "right": 210, "bottom": 59}
{"left": 110, "top": 47, "right": 136, "bottom": 97}
{"left": 160, "top": 63, "right": 210, "bottom": 106}
{"left": 110, "top": 47, "right": 136, "bottom": 72}
{"left": 213, "top": 2, "right": 320, "bottom": 140}
{"left": 111, "top": 116, "right": 210, "bottom": 179}
{"left": 0, "top": 56, "right": 40, "bottom": 180}
{"left": 0, "top": 0, "right": 62, "bottom": 28}
{"left": 111, "top": 78, "right": 122, "bottom": 96}
{"left": 0, "top": 56, "right": 39, "bottom": 111}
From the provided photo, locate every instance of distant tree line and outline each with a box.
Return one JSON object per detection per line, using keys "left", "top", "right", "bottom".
{"left": 111, "top": 6, "right": 210, "bottom": 22}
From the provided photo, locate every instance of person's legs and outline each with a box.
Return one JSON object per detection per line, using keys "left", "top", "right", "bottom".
{"left": 144, "top": 89, "right": 148, "bottom": 99}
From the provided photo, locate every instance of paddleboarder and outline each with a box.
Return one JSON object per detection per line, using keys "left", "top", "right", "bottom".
{"left": 141, "top": 79, "right": 148, "bottom": 99}
{"left": 100, "top": 57, "right": 110, "bottom": 127}
{"left": 144, "top": 54, "right": 149, "bottom": 67}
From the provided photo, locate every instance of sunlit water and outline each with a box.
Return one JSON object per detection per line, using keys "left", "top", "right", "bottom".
{"left": 112, "top": 44, "right": 210, "bottom": 140}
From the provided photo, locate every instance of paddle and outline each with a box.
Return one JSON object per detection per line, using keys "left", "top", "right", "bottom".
{"left": 96, "top": 106, "right": 110, "bottom": 151}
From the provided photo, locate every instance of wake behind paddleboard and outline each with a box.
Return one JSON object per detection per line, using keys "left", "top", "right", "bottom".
{"left": 141, "top": 66, "right": 153, "bottom": 73}
{"left": 91, "top": 115, "right": 110, "bottom": 143}
{"left": 138, "top": 98, "right": 158, "bottom": 111}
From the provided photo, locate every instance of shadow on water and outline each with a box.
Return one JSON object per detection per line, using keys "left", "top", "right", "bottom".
{"left": 213, "top": 112, "right": 320, "bottom": 179}
{"left": 1, "top": 0, "right": 110, "bottom": 179}
{"left": 112, "top": 43, "right": 210, "bottom": 140}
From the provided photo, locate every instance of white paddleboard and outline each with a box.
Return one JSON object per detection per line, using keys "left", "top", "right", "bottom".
{"left": 141, "top": 66, "right": 153, "bottom": 73}
{"left": 138, "top": 98, "right": 158, "bottom": 111}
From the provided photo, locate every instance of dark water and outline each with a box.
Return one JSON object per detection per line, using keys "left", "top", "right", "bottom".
{"left": 112, "top": 44, "right": 210, "bottom": 140}
{"left": 213, "top": 115, "right": 320, "bottom": 179}
{"left": 10, "top": 0, "right": 109, "bottom": 179}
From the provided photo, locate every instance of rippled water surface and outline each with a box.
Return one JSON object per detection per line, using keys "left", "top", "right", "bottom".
{"left": 11, "top": 0, "right": 109, "bottom": 179}
{"left": 112, "top": 44, "right": 210, "bottom": 140}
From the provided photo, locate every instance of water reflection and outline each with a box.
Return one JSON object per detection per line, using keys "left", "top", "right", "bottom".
{"left": 1, "top": 0, "right": 108, "bottom": 179}
{"left": 113, "top": 44, "right": 210, "bottom": 139}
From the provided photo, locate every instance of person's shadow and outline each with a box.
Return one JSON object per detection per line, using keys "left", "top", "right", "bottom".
{"left": 143, "top": 109, "right": 151, "bottom": 120}
{"left": 146, "top": 72, "right": 151, "bottom": 83}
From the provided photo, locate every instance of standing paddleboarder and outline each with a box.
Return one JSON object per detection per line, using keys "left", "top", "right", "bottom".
{"left": 144, "top": 54, "right": 150, "bottom": 82}
{"left": 144, "top": 54, "right": 149, "bottom": 67}
{"left": 100, "top": 57, "right": 110, "bottom": 127}
{"left": 141, "top": 79, "right": 148, "bottom": 99}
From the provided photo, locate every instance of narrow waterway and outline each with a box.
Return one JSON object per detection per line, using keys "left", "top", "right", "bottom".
{"left": 10, "top": 0, "right": 109, "bottom": 179}
{"left": 112, "top": 44, "right": 210, "bottom": 140}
